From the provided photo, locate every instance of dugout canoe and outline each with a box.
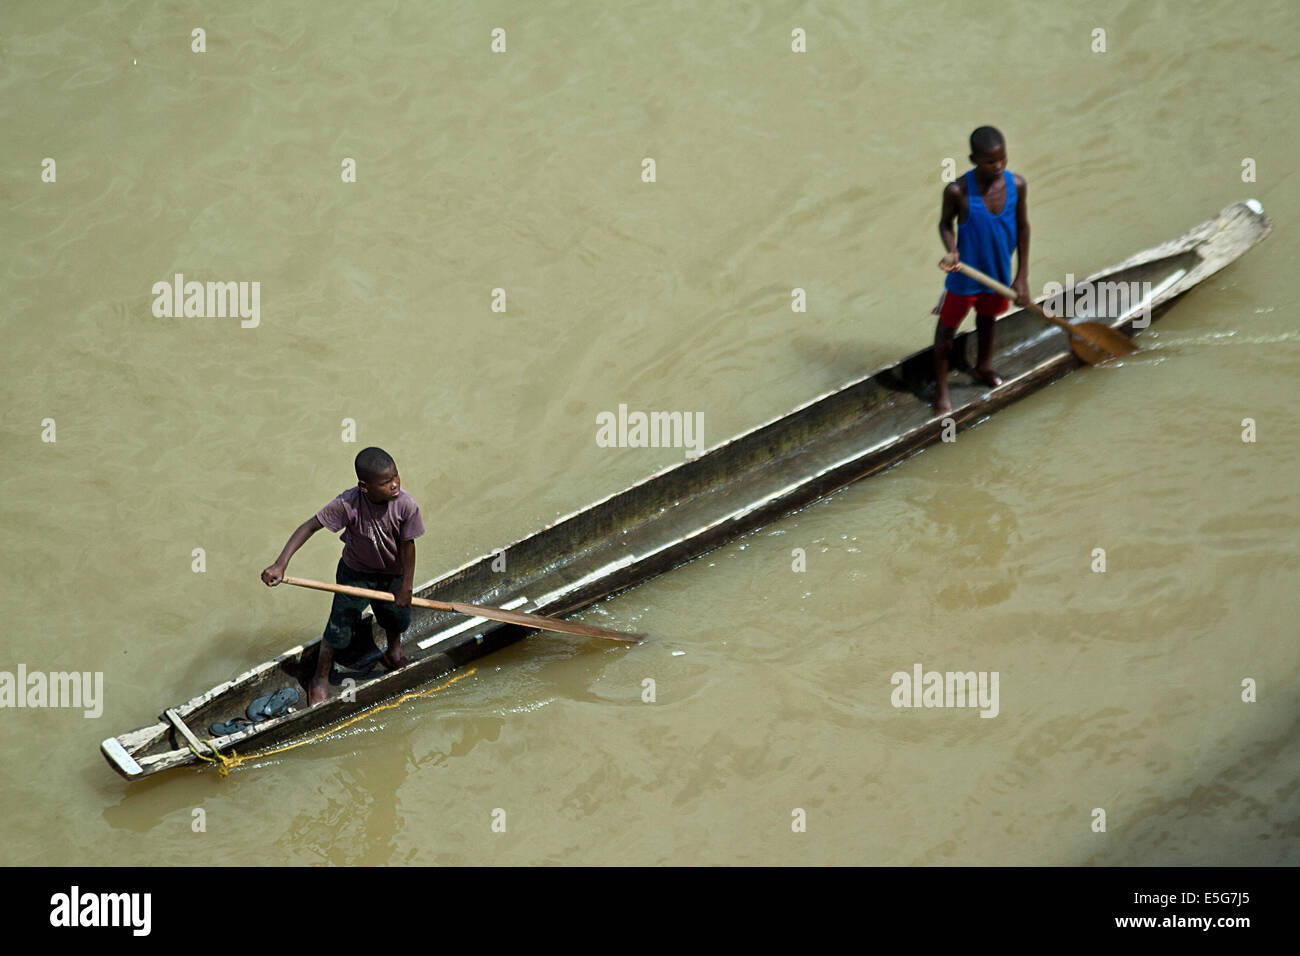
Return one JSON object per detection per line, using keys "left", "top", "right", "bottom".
{"left": 101, "top": 200, "right": 1271, "bottom": 779}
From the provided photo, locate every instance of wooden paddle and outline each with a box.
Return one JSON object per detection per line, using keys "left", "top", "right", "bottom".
{"left": 281, "top": 576, "right": 645, "bottom": 643}
{"left": 943, "top": 259, "right": 1138, "bottom": 363}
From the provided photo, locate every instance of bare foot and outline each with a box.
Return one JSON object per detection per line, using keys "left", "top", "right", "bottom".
{"left": 932, "top": 393, "right": 952, "bottom": 415}
{"left": 972, "top": 366, "right": 1003, "bottom": 388}
{"left": 382, "top": 648, "right": 410, "bottom": 670}
{"left": 308, "top": 675, "right": 329, "bottom": 705}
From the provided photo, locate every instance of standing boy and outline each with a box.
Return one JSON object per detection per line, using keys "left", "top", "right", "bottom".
{"left": 261, "top": 447, "right": 425, "bottom": 705}
{"left": 933, "top": 126, "right": 1031, "bottom": 414}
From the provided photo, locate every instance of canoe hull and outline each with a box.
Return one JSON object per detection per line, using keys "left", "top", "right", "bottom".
{"left": 101, "top": 200, "right": 1271, "bottom": 779}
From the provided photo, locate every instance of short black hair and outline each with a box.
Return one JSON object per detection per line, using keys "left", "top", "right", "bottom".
{"left": 970, "top": 126, "right": 1005, "bottom": 156}
{"left": 355, "top": 446, "right": 396, "bottom": 482}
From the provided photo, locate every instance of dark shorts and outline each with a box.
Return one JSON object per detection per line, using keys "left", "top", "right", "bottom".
{"left": 322, "top": 558, "right": 411, "bottom": 649}
{"left": 935, "top": 290, "right": 1008, "bottom": 329}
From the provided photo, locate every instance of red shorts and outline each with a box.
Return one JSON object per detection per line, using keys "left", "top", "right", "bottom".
{"left": 933, "top": 291, "right": 1008, "bottom": 330}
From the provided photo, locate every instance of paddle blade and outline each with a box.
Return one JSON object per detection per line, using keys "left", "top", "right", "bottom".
{"left": 1071, "top": 321, "right": 1139, "bottom": 363}
{"left": 1079, "top": 321, "right": 1139, "bottom": 354}
{"left": 1070, "top": 335, "right": 1115, "bottom": 365}
{"left": 441, "top": 600, "right": 646, "bottom": 643}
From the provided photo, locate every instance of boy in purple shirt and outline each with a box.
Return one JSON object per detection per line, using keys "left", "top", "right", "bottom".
{"left": 261, "top": 447, "right": 425, "bottom": 704}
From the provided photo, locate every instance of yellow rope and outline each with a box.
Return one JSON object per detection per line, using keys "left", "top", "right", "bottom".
{"left": 184, "top": 667, "right": 478, "bottom": 777}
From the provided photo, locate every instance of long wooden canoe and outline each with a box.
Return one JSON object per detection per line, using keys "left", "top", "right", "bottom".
{"left": 101, "top": 200, "right": 1271, "bottom": 779}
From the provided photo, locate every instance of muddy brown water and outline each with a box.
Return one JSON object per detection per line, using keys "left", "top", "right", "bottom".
{"left": 1, "top": 0, "right": 1296, "bottom": 865}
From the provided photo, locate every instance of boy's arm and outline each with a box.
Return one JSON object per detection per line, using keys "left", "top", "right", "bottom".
{"left": 261, "top": 516, "right": 324, "bottom": 586}
{"left": 1012, "top": 177, "right": 1030, "bottom": 305}
{"left": 938, "top": 181, "right": 964, "bottom": 270}
{"left": 395, "top": 538, "right": 416, "bottom": 607}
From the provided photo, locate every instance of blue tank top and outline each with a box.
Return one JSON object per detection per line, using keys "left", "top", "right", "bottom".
{"left": 945, "top": 169, "right": 1017, "bottom": 296}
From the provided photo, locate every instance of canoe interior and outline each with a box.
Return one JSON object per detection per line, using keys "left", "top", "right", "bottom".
{"left": 102, "top": 201, "right": 1270, "bottom": 778}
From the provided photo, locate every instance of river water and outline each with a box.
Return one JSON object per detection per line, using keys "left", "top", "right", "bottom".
{"left": 1, "top": 0, "right": 1296, "bottom": 865}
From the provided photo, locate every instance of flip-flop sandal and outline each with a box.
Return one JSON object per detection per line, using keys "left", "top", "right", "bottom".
{"left": 245, "top": 685, "right": 302, "bottom": 722}
{"left": 209, "top": 717, "right": 255, "bottom": 736}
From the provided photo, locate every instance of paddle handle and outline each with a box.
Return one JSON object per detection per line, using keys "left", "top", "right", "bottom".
{"left": 951, "top": 261, "right": 1016, "bottom": 300}
{"left": 284, "top": 575, "right": 447, "bottom": 612}
{"left": 278, "top": 575, "right": 644, "bottom": 643}
{"left": 949, "top": 261, "right": 1071, "bottom": 333}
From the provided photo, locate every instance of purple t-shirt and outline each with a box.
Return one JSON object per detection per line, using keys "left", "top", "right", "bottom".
{"left": 316, "top": 487, "right": 425, "bottom": 575}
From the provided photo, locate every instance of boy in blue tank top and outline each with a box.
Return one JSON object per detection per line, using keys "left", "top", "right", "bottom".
{"left": 932, "top": 126, "right": 1031, "bottom": 414}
